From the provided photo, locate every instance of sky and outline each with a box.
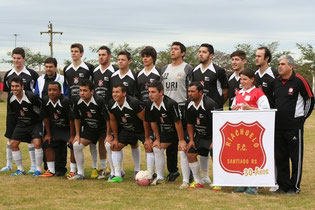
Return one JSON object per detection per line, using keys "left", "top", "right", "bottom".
{"left": 1, "top": 0, "right": 315, "bottom": 70}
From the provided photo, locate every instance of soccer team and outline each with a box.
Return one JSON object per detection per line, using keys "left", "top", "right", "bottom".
{"left": 1, "top": 42, "right": 314, "bottom": 195}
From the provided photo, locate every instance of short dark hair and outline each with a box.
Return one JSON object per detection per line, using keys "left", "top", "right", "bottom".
{"left": 44, "top": 57, "right": 57, "bottom": 67}
{"left": 257, "top": 47, "right": 272, "bottom": 63}
{"left": 118, "top": 50, "right": 131, "bottom": 60}
{"left": 11, "top": 76, "right": 24, "bottom": 86}
{"left": 230, "top": 50, "right": 246, "bottom": 60}
{"left": 12, "top": 47, "right": 25, "bottom": 58}
{"left": 239, "top": 68, "right": 256, "bottom": 84}
{"left": 98, "top": 46, "right": 111, "bottom": 55}
{"left": 172, "top": 41, "right": 186, "bottom": 56}
{"left": 79, "top": 79, "right": 94, "bottom": 91}
{"left": 141, "top": 46, "right": 157, "bottom": 64}
{"left": 148, "top": 81, "right": 164, "bottom": 92}
{"left": 48, "top": 81, "right": 61, "bottom": 91}
{"left": 200, "top": 43, "right": 214, "bottom": 54}
{"left": 189, "top": 81, "right": 204, "bottom": 92}
{"left": 71, "top": 43, "right": 84, "bottom": 53}
{"left": 113, "top": 84, "right": 127, "bottom": 93}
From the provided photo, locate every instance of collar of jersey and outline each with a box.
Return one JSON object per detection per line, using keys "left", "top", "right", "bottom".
{"left": 7, "top": 67, "right": 31, "bottom": 77}
{"left": 229, "top": 72, "right": 240, "bottom": 81}
{"left": 47, "top": 98, "right": 62, "bottom": 108}
{"left": 66, "top": 62, "right": 89, "bottom": 72}
{"left": 187, "top": 94, "right": 205, "bottom": 110}
{"left": 10, "top": 90, "right": 31, "bottom": 104}
{"left": 193, "top": 62, "right": 215, "bottom": 74}
{"left": 255, "top": 67, "right": 275, "bottom": 78}
{"left": 238, "top": 86, "right": 255, "bottom": 95}
{"left": 112, "top": 69, "right": 134, "bottom": 80}
{"left": 137, "top": 66, "right": 159, "bottom": 77}
{"left": 94, "top": 64, "right": 115, "bottom": 73}
{"left": 112, "top": 97, "right": 133, "bottom": 111}
{"left": 77, "top": 96, "right": 97, "bottom": 106}
{"left": 151, "top": 96, "right": 166, "bottom": 111}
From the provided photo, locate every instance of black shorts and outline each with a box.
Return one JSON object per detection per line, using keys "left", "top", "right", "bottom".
{"left": 118, "top": 130, "right": 144, "bottom": 146}
{"left": 49, "top": 126, "right": 70, "bottom": 142}
{"left": 188, "top": 136, "right": 212, "bottom": 156}
{"left": 11, "top": 122, "right": 43, "bottom": 143}
{"left": 43, "top": 140, "right": 67, "bottom": 149}
{"left": 160, "top": 133, "right": 178, "bottom": 144}
{"left": 4, "top": 112, "right": 17, "bottom": 139}
{"left": 80, "top": 126, "right": 106, "bottom": 144}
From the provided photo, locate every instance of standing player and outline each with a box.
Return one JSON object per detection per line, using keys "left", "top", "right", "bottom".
{"left": 8, "top": 77, "right": 43, "bottom": 176}
{"left": 161, "top": 41, "right": 193, "bottom": 184}
{"left": 228, "top": 50, "right": 246, "bottom": 108}
{"left": 39, "top": 82, "right": 74, "bottom": 177}
{"left": 69, "top": 79, "right": 111, "bottom": 180}
{"left": 1, "top": 47, "right": 39, "bottom": 173}
{"left": 185, "top": 82, "right": 217, "bottom": 189}
{"left": 108, "top": 84, "right": 146, "bottom": 183}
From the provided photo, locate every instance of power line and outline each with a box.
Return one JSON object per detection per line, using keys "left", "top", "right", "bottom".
{"left": 40, "top": 21, "right": 63, "bottom": 57}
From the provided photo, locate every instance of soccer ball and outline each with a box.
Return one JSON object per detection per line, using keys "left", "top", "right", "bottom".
{"left": 135, "top": 170, "right": 152, "bottom": 186}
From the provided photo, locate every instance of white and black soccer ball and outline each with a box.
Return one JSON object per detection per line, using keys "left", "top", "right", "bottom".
{"left": 135, "top": 170, "right": 152, "bottom": 186}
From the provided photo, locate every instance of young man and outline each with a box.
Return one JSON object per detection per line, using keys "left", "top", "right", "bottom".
{"left": 39, "top": 82, "right": 74, "bottom": 177}
{"left": 108, "top": 84, "right": 146, "bottom": 183}
{"left": 69, "top": 79, "right": 111, "bottom": 180}
{"left": 161, "top": 41, "right": 193, "bottom": 183}
{"left": 8, "top": 76, "right": 43, "bottom": 176}
{"left": 192, "top": 43, "right": 229, "bottom": 109}
{"left": 145, "top": 81, "right": 187, "bottom": 186}
{"left": 1, "top": 47, "right": 39, "bottom": 173}
{"left": 273, "top": 55, "right": 314, "bottom": 194}
{"left": 63, "top": 43, "right": 95, "bottom": 179}
{"left": 228, "top": 50, "right": 246, "bottom": 108}
{"left": 185, "top": 82, "right": 217, "bottom": 189}
{"left": 110, "top": 51, "right": 137, "bottom": 97}
{"left": 255, "top": 47, "right": 278, "bottom": 108}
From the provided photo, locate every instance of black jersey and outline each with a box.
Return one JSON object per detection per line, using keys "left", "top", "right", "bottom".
{"left": 185, "top": 95, "right": 217, "bottom": 138}
{"left": 7, "top": 90, "right": 41, "bottom": 127}
{"left": 255, "top": 67, "right": 278, "bottom": 108}
{"left": 4, "top": 67, "right": 39, "bottom": 93}
{"left": 63, "top": 62, "right": 94, "bottom": 103}
{"left": 108, "top": 95, "right": 145, "bottom": 133}
{"left": 145, "top": 95, "right": 181, "bottom": 140}
{"left": 110, "top": 69, "right": 137, "bottom": 97}
{"left": 136, "top": 66, "right": 161, "bottom": 102}
{"left": 73, "top": 94, "right": 108, "bottom": 130}
{"left": 93, "top": 64, "right": 117, "bottom": 102}
{"left": 228, "top": 72, "right": 242, "bottom": 108}
{"left": 40, "top": 94, "right": 72, "bottom": 128}
{"left": 192, "top": 63, "right": 228, "bottom": 109}
{"left": 274, "top": 71, "right": 314, "bottom": 129}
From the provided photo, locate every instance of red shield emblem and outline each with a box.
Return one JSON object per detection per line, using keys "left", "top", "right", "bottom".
{"left": 98, "top": 80, "right": 103, "bottom": 87}
{"left": 121, "top": 116, "right": 127, "bottom": 123}
{"left": 87, "top": 111, "right": 92, "bottom": 118}
{"left": 20, "top": 110, "right": 25, "bottom": 117}
{"left": 219, "top": 121, "right": 266, "bottom": 175}
{"left": 196, "top": 117, "right": 200, "bottom": 125}
{"left": 53, "top": 113, "right": 59, "bottom": 120}
{"left": 74, "top": 77, "right": 79, "bottom": 84}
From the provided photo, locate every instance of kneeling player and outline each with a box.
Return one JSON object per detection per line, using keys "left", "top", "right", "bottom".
{"left": 69, "top": 79, "right": 111, "bottom": 180}
{"left": 8, "top": 77, "right": 43, "bottom": 176}
{"left": 39, "top": 82, "right": 74, "bottom": 177}
{"left": 185, "top": 82, "right": 217, "bottom": 189}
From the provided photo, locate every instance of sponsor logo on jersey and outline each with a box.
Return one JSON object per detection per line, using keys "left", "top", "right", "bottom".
{"left": 23, "top": 107, "right": 28, "bottom": 111}
{"left": 244, "top": 95, "right": 251, "bottom": 101}
{"left": 165, "top": 82, "right": 177, "bottom": 91}
{"left": 199, "top": 114, "right": 204, "bottom": 118}
{"left": 176, "top": 73, "right": 182, "bottom": 79}
{"left": 90, "top": 109, "right": 96, "bottom": 114}
{"left": 262, "top": 82, "right": 268, "bottom": 87}
{"left": 74, "top": 77, "right": 79, "bottom": 84}
{"left": 123, "top": 82, "right": 129, "bottom": 87}
{"left": 79, "top": 73, "right": 84, "bottom": 77}
{"left": 104, "top": 77, "right": 109, "bottom": 81}
{"left": 150, "top": 79, "right": 155, "bottom": 83}
{"left": 125, "top": 113, "right": 130, "bottom": 118}
{"left": 200, "top": 81, "right": 205, "bottom": 86}
{"left": 205, "top": 77, "right": 210, "bottom": 81}
{"left": 288, "top": 87, "right": 294, "bottom": 95}
{"left": 56, "top": 110, "right": 61, "bottom": 114}
{"left": 98, "top": 80, "right": 104, "bottom": 86}
{"left": 162, "top": 73, "right": 169, "bottom": 79}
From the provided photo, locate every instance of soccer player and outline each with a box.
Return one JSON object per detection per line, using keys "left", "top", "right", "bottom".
{"left": 8, "top": 76, "right": 43, "bottom": 176}
{"left": 255, "top": 47, "right": 278, "bottom": 108}
{"left": 185, "top": 82, "right": 217, "bottom": 189}
{"left": 63, "top": 43, "right": 95, "bottom": 179}
{"left": 69, "top": 79, "right": 111, "bottom": 180}
{"left": 108, "top": 84, "right": 146, "bottom": 183}
{"left": 161, "top": 41, "right": 193, "bottom": 184}
{"left": 228, "top": 50, "right": 246, "bottom": 108}
{"left": 93, "top": 46, "right": 117, "bottom": 179}
{"left": 1, "top": 47, "right": 39, "bottom": 173}
{"left": 273, "top": 55, "right": 314, "bottom": 194}
{"left": 39, "top": 82, "right": 74, "bottom": 177}
{"left": 145, "top": 81, "right": 187, "bottom": 186}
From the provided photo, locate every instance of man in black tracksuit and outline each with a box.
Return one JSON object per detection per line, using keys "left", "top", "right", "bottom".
{"left": 273, "top": 55, "right": 314, "bottom": 194}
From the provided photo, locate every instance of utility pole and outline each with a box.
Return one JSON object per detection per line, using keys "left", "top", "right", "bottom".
{"left": 40, "top": 21, "right": 63, "bottom": 57}
{"left": 14, "top": 34, "right": 19, "bottom": 47}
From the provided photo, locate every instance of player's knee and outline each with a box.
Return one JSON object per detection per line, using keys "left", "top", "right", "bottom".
{"left": 187, "top": 153, "right": 197, "bottom": 163}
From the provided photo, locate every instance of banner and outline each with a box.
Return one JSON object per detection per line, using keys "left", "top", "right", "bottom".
{"left": 212, "top": 110, "right": 276, "bottom": 187}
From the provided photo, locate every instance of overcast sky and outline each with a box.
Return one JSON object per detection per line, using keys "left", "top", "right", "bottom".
{"left": 1, "top": 0, "right": 315, "bottom": 70}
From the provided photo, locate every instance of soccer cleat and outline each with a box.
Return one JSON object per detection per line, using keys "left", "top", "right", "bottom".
{"left": 133, "top": 171, "right": 139, "bottom": 180}
{"left": 201, "top": 176, "right": 212, "bottom": 185}
{"left": 28, "top": 166, "right": 36, "bottom": 174}
{"left": 179, "top": 181, "right": 190, "bottom": 189}
{"left": 97, "top": 168, "right": 110, "bottom": 179}
{"left": 273, "top": 188, "right": 287, "bottom": 194}
{"left": 68, "top": 174, "right": 85, "bottom": 180}
{"left": 11, "top": 170, "right": 26, "bottom": 176}
{"left": 107, "top": 175, "right": 115, "bottom": 182}
{"left": 213, "top": 186, "right": 222, "bottom": 191}
{"left": 244, "top": 187, "right": 258, "bottom": 195}
{"left": 232, "top": 187, "right": 247, "bottom": 193}
{"left": 67, "top": 172, "right": 76, "bottom": 179}
{"left": 186, "top": 182, "right": 204, "bottom": 189}
{"left": 90, "top": 169, "right": 99, "bottom": 179}
{"left": 121, "top": 170, "right": 126, "bottom": 177}
{"left": 108, "top": 176, "right": 123, "bottom": 183}
{"left": 33, "top": 170, "right": 41, "bottom": 177}
{"left": 0, "top": 166, "right": 12, "bottom": 172}
{"left": 269, "top": 185, "right": 279, "bottom": 192}
{"left": 39, "top": 170, "right": 55, "bottom": 178}
{"left": 166, "top": 171, "right": 180, "bottom": 182}
{"left": 150, "top": 177, "right": 165, "bottom": 186}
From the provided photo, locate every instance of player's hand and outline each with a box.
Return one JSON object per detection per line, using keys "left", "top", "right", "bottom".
{"left": 231, "top": 105, "right": 238, "bottom": 110}
{"left": 74, "top": 135, "right": 80, "bottom": 144}
{"left": 43, "top": 134, "right": 51, "bottom": 144}
{"left": 144, "top": 138, "right": 153, "bottom": 151}
{"left": 187, "top": 140, "right": 196, "bottom": 152}
{"left": 152, "top": 139, "right": 161, "bottom": 149}
{"left": 68, "top": 136, "right": 75, "bottom": 145}
{"left": 111, "top": 139, "right": 119, "bottom": 150}
{"left": 105, "top": 134, "right": 113, "bottom": 143}
{"left": 178, "top": 140, "right": 187, "bottom": 152}
{"left": 241, "top": 102, "right": 251, "bottom": 110}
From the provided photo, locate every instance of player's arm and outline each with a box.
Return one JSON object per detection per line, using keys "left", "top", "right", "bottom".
{"left": 109, "top": 113, "right": 119, "bottom": 150}
{"left": 186, "top": 123, "right": 195, "bottom": 152}
{"left": 74, "top": 119, "right": 81, "bottom": 144}
{"left": 43, "top": 118, "right": 51, "bottom": 144}
{"left": 151, "top": 122, "right": 161, "bottom": 149}
{"left": 69, "top": 119, "right": 75, "bottom": 144}
{"left": 174, "top": 120, "right": 187, "bottom": 151}
{"left": 298, "top": 77, "right": 314, "bottom": 119}
{"left": 223, "top": 88, "right": 229, "bottom": 104}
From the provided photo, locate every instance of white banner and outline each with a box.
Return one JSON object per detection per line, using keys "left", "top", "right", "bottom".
{"left": 212, "top": 110, "right": 276, "bottom": 187}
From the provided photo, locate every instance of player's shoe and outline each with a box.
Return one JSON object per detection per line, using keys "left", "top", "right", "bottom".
{"left": 179, "top": 181, "right": 190, "bottom": 189}
{"left": 150, "top": 177, "right": 165, "bottom": 186}
{"left": 107, "top": 175, "right": 115, "bottom": 182}
{"left": 133, "top": 171, "right": 139, "bottom": 180}
{"left": 68, "top": 174, "right": 85, "bottom": 180}
{"left": 0, "top": 166, "right": 12, "bottom": 172}
{"left": 186, "top": 182, "right": 204, "bottom": 189}
{"left": 67, "top": 172, "right": 76, "bottom": 179}
{"left": 33, "top": 170, "right": 41, "bottom": 177}
{"left": 166, "top": 171, "right": 180, "bottom": 181}
{"left": 269, "top": 185, "right": 279, "bottom": 192}
{"left": 201, "top": 176, "right": 211, "bottom": 186}
{"left": 108, "top": 176, "right": 123, "bottom": 183}
{"left": 121, "top": 170, "right": 126, "bottom": 177}
{"left": 90, "top": 169, "right": 98, "bottom": 179}
{"left": 39, "top": 170, "right": 55, "bottom": 178}
{"left": 28, "top": 166, "right": 36, "bottom": 174}
{"left": 98, "top": 168, "right": 110, "bottom": 179}
{"left": 213, "top": 186, "right": 222, "bottom": 191}
{"left": 244, "top": 187, "right": 258, "bottom": 195}
{"left": 11, "top": 170, "right": 26, "bottom": 176}
{"left": 232, "top": 187, "right": 247, "bottom": 193}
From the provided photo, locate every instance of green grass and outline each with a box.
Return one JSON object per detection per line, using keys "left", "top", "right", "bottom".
{"left": 0, "top": 101, "right": 315, "bottom": 209}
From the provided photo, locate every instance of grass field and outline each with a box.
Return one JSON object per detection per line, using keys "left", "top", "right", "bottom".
{"left": 0, "top": 101, "right": 314, "bottom": 210}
